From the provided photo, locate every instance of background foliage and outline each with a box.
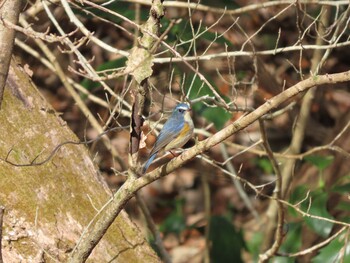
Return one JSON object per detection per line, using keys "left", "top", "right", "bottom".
{"left": 4, "top": 0, "right": 350, "bottom": 261}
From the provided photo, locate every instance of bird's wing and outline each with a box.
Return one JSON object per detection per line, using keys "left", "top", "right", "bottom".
{"left": 149, "top": 119, "right": 184, "bottom": 156}
{"left": 142, "top": 152, "right": 157, "bottom": 173}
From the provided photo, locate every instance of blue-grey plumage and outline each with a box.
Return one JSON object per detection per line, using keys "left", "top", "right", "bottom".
{"left": 142, "top": 103, "right": 194, "bottom": 174}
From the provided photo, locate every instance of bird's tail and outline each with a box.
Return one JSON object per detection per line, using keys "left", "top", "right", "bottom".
{"left": 142, "top": 153, "right": 157, "bottom": 174}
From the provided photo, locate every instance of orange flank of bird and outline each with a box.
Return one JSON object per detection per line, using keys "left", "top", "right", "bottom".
{"left": 165, "top": 122, "right": 191, "bottom": 151}
{"left": 179, "top": 122, "right": 191, "bottom": 138}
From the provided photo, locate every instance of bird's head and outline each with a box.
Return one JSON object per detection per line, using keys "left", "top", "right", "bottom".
{"left": 174, "top": 103, "right": 191, "bottom": 114}
{"left": 173, "top": 103, "right": 192, "bottom": 122}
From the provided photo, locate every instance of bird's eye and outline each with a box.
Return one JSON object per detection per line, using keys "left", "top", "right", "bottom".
{"left": 178, "top": 109, "right": 185, "bottom": 113}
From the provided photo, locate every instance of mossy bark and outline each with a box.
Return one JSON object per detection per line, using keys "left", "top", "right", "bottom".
{"left": 0, "top": 60, "right": 160, "bottom": 262}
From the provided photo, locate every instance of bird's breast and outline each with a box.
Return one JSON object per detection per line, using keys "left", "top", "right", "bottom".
{"left": 164, "top": 120, "right": 194, "bottom": 151}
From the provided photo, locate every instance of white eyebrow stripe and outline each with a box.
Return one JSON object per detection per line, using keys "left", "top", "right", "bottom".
{"left": 177, "top": 106, "right": 189, "bottom": 110}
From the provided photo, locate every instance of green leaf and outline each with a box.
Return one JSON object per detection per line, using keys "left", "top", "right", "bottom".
{"left": 273, "top": 222, "right": 302, "bottom": 263}
{"left": 164, "top": 19, "right": 234, "bottom": 54}
{"left": 80, "top": 78, "right": 98, "bottom": 92}
{"left": 272, "top": 222, "right": 302, "bottom": 263}
{"left": 332, "top": 183, "right": 350, "bottom": 194}
{"left": 262, "top": 34, "right": 278, "bottom": 50}
{"left": 168, "top": 19, "right": 192, "bottom": 42}
{"left": 289, "top": 188, "right": 334, "bottom": 238}
{"left": 280, "top": 222, "right": 302, "bottom": 253}
{"left": 335, "top": 201, "right": 350, "bottom": 212}
{"left": 159, "top": 213, "right": 186, "bottom": 236}
{"left": 301, "top": 191, "right": 334, "bottom": 238}
{"left": 209, "top": 216, "right": 244, "bottom": 263}
{"left": 200, "top": 30, "right": 235, "bottom": 47}
{"left": 159, "top": 198, "right": 186, "bottom": 236}
{"left": 236, "top": 70, "right": 247, "bottom": 81}
{"left": 304, "top": 155, "right": 334, "bottom": 171}
{"left": 246, "top": 232, "right": 263, "bottom": 261}
{"left": 254, "top": 157, "right": 274, "bottom": 174}
{"left": 201, "top": 106, "right": 231, "bottom": 130}
{"left": 272, "top": 223, "right": 302, "bottom": 263}
{"left": 201, "top": 0, "right": 240, "bottom": 9}
{"left": 74, "top": 2, "right": 148, "bottom": 24}
{"left": 184, "top": 74, "right": 231, "bottom": 129}
{"left": 288, "top": 185, "right": 308, "bottom": 217}
{"left": 312, "top": 234, "right": 350, "bottom": 263}
{"left": 97, "top": 58, "right": 128, "bottom": 71}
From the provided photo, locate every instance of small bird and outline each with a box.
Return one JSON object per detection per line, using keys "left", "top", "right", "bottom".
{"left": 142, "top": 103, "right": 194, "bottom": 173}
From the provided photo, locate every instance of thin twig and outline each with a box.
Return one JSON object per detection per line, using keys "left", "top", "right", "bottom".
{"left": 153, "top": 40, "right": 350, "bottom": 63}
{"left": 0, "top": 126, "right": 128, "bottom": 167}
{"left": 22, "top": 4, "right": 128, "bottom": 169}
{"left": 136, "top": 193, "right": 172, "bottom": 263}
{"left": 119, "top": 0, "right": 349, "bottom": 15}
{"left": 82, "top": 0, "right": 229, "bottom": 109}
{"left": 261, "top": 5, "right": 333, "bottom": 252}
{"left": 339, "top": 227, "right": 350, "bottom": 263}
{"left": 60, "top": 0, "right": 129, "bottom": 56}
{"left": 220, "top": 143, "right": 260, "bottom": 220}
{"left": 281, "top": 226, "right": 347, "bottom": 257}
{"left": 258, "top": 120, "right": 284, "bottom": 262}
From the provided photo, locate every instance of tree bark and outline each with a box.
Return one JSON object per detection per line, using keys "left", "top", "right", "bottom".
{"left": 0, "top": 0, "right": 22, "bottom": 109}
{"left": 0, "top": 59, "right": 160, "bottom": 262}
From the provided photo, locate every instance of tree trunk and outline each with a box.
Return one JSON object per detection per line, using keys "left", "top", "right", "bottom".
{"left": 0, "top": 59, "right": 160, "bottom": 262}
